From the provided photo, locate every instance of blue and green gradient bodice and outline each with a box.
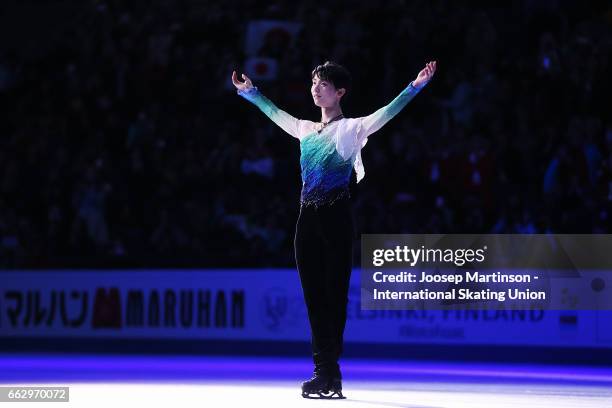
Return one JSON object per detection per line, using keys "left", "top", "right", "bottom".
{"left": 237, "top": 81, "right": 424, "bottom": 207}
{"left": 298, "top": 129, "right": 353, "bottom": 207}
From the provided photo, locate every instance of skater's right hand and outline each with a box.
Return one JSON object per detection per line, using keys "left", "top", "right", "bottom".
{"left": 232, "top": 70, "right": 254, "bottom": 92}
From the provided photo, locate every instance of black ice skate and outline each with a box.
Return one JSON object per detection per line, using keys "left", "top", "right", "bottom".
{"left": 301, "top": 366, "right": 345, "bottom": 399}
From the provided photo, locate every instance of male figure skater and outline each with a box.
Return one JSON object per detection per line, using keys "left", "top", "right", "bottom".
{"left": 232, "top": 60, "right": 436, "bottom": 398}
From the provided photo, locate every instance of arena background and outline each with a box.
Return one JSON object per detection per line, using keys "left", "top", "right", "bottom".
{"left": 1, "top": 0, "right": 612, "bottom": 377}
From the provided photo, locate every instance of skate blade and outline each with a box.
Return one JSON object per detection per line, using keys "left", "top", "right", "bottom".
{"left": 302, "top": 390, "right": 346, "bottom": 399}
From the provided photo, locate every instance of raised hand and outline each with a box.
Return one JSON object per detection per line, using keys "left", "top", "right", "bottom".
{"left": 231, "top": 70, "right": 254, "bottom": 92}
{"left": 413, "top": 61, "right": 437, "bottom": 89}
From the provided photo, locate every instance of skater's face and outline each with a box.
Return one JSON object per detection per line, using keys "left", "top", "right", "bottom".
{"left": 311, "top": 74, "right": 345, "bottom": 108}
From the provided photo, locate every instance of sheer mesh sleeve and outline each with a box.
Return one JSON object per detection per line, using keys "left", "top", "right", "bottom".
{"left": 353, "top": 81, "right": 426, "bottom": 183}
{"left": 356, "top": 81, "right": 424, "bottom": 145}
{"left": 237, "top": 86, "right": 303, "bottom": 139}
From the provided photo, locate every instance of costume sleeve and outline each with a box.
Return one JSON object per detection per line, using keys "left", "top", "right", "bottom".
{"left": 356, "top": 81, "right": 425, "bottom": 145}
{"left": 353, "top": 81, "right": 427, "bottom": 184}
{"left": 237, "top": 86, "right": 302, "bottom": 139}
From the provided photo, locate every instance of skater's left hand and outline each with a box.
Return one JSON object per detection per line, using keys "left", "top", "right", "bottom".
{"left": 413, "top": 61, "right": 436, "bottom": 89}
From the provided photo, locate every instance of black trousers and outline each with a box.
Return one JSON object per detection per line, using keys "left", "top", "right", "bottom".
{"left": 294, "top": 196, "right": 354, "bottom": 370}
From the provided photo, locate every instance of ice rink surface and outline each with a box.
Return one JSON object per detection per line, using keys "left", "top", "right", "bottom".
{"left": 2, "top": 354, "right": 611, "bottom": 407}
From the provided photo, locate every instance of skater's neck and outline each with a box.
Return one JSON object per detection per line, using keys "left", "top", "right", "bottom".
{"left": 320, "top": 105, "right": 343, "bottom": 124}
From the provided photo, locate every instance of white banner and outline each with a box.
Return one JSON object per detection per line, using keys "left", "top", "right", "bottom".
{"left": 0, "top": 270, "right": 611, "bottom": 348}
{"left": 244, "top": 20, "right": 302, "bottom": 56}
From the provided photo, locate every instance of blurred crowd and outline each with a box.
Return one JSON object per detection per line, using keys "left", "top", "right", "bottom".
{"left": 1, "top": 0, "right": 611, "bottom": 268}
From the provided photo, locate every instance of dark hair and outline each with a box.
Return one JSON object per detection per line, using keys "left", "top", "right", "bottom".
{"left": 311, "top": 61, "right": 352, "bottom": 94}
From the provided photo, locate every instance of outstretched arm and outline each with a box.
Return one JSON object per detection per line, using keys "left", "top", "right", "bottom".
{"left": 357, "top": 61, "right": 437, "bottom": 142}
{"left": 232, "top": 70, "right": 302, "bottom": 139}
